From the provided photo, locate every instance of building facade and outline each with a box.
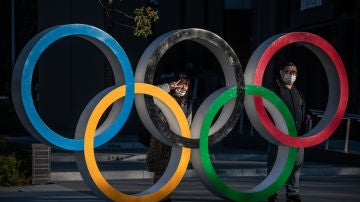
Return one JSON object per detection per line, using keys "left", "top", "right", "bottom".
{"left": 1, "top": 0, "right": 359, "bottom": 137}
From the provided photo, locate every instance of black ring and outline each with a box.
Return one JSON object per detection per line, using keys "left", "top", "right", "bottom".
{"left": 135, "top": 28, "right": 244, "bottom": 148}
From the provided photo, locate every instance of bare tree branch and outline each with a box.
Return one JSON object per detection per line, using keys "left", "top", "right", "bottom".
{"left": 98, "top": 0, "right": 134, "bottom": 19}
{"left": 113, "top": 21, "right": 135, "bottom": 30}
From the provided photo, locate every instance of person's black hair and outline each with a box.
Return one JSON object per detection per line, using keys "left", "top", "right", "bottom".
{"left": 280, "top": 61, "right": 297, "bottom": 70}
{"left": 177, "top": 73, "right": 190, "bottom": 86}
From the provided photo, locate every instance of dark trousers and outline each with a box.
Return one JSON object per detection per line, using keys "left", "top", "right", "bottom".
{"left": 267, "top": 143, "right": 304, "bottom": 197}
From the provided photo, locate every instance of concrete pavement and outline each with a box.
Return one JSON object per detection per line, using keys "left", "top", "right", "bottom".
{"left": 1, "top": 134, "right": 360, "bottom": 201}
{"left": 1, "top": 176, "right": 360, "bottom": 201}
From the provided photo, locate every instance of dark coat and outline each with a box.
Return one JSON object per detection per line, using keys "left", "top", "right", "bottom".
{"left": 146, "top": 100, "right": 192, "bottom": 174}
{"left": 270, "top": 80, "right": 309, "bottom": 134}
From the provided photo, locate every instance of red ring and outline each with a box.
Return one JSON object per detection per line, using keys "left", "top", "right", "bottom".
{"left": 253, "top": 32, "right": 348, "bottom": 148}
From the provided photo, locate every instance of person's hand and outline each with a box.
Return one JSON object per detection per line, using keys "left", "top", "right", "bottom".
{"left": 169, "top": 80, "right": 182, "bottom": 90}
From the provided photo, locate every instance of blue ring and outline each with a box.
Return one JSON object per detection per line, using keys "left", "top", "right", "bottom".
{"left": 19, "top": 24, "right": 134, "bottom": 150}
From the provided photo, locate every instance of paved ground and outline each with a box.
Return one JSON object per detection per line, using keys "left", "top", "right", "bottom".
{"left": 1, "top": 134, "right": 360, "bottom": 201}
{"left": 1, "top": 176, "right": 360, "bottom": 201}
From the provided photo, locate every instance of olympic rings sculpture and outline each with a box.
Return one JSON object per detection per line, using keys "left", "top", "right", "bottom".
{"left": 11, "top": 24, "right": 348, "bottom": 201}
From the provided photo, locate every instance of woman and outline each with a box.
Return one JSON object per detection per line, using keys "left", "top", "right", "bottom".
{"left": 146, "top": 74, "right": 192, "bottom": 202}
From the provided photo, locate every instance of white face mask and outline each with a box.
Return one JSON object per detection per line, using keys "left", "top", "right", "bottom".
{"left": 175, "top": 88, "right": 187, "bottom": 97}
{"left": 282, "top": 73, "right": 296, "bottom": 85}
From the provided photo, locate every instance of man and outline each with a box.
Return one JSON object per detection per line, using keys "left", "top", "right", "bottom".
{"left": 268, "top": 62, "right": 311, "bottom": 202}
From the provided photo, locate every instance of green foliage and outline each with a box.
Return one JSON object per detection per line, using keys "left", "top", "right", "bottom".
{"left": 0, "top": 153, "right": 31, "bottom": 187}
{"left": 98, "top": 0, "right": 159, "bottom": 38}
{"left": 133, "top": 6, "right": 159, "bottom": 38}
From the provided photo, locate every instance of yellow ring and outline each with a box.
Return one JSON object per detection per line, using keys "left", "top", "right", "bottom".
{"left": 84, "top": 83, "right": 191, "bottom": 201}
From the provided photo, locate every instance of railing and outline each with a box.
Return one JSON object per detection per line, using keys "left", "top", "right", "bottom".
{"left": 310, "top": 109, "right": 360, "bottom": 153}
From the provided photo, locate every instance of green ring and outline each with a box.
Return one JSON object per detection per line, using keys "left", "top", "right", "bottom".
{"left": 199, "top": 84, "right": 297, "bottom": 201}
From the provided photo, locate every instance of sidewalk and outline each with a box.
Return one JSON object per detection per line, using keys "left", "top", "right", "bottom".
{"left": 1, "top": 176, "right": 360, "bottom": 201}
{"left": 1, "top": 135, "right": 360, "bottom": 201}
